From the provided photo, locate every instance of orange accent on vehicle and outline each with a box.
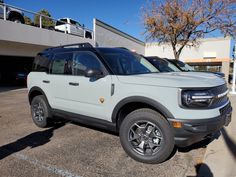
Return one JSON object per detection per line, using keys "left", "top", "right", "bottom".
{"left": 172, "top": 121, "right": 182, "bottom": 128}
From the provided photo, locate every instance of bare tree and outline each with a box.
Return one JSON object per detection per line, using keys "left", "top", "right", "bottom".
{"left": 143, "top": 0, "right": 236, "bottom": 59}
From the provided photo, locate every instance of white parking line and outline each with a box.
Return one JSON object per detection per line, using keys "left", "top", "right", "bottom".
{"left": 13, "top": 153, "right": 82, "bottom": 177}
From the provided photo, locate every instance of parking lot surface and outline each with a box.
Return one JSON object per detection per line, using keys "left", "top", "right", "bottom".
{"left": 0, "top": 89, "right": 205, "bottom": 177}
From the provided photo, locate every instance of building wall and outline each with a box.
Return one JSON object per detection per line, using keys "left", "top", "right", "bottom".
{"left": 145, "top": 37, "right": 232, "bottom": 62}
{"left": 94, "top": 19, "right": 145, "bottom": 55}
{"left": 145, "top": 37, "right": 232, "bottom": 82}
{"left": 0, "top": 41, "right": 48, "bottom": 57}
{"left": 0, "top": 20, "right": 95, "bottom": 57}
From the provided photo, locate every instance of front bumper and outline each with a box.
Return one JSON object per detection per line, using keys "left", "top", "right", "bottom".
{"left": 168, "top": 102, "right": 232, "bottom": 147}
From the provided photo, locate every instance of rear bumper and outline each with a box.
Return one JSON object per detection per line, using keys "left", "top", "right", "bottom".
{"left": 168, "top": 103, "right": 232, "bottom": 147}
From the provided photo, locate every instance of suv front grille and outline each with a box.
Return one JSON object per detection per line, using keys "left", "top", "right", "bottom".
{"left": 210, "top": 84, "right": 229, "bottom": 108}
{"left": 210, "top": 84, "right": 228, "bottom": 95}
{"left": 220, "top": 102, "right": 231, "bottom": 115}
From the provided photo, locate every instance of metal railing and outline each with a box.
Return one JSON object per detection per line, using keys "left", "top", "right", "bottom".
{"left": 0, "top": 2, "right": 94, "bottom": 39}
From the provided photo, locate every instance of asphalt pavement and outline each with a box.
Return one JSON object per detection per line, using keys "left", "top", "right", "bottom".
{"left": 198, "top": 94, "right": 236, "bottom": 177}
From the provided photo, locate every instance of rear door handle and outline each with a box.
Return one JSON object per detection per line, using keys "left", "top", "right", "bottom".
{"left": 43, "top": 80, "right": 50, "bottom": 83}
{"left": 69, "top": 82, "right": 79, "bottom": 86}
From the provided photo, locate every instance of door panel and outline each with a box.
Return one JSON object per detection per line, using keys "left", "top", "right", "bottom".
{"left": 67, "top": 75, "right": 112, "bottom": 120}
{"left": 47, "top": 74, "right": 71, "bottom": 111}
{"left": 48, "top": 52, "right": 73, "bottom": 111}
{"left": 68, "top": 51, "right": 112, "bottom": 121}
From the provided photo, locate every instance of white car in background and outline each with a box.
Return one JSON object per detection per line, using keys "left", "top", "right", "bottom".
{"left": 55, "top": 17, "right": 92, "bottom": 39}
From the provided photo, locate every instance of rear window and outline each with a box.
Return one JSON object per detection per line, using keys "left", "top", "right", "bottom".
{"left": 32, "top": 54, "right": 51, "bottom": 72}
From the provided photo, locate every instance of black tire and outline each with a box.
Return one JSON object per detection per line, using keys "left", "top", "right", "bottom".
{"left": 119, "top": 108, "right": 174, "bottom": 164}
{"left": 31, "top": 95, "right": 51, "bottom": 128}
{"left": 9, "top": 16, "right": 24, "bottom": 24}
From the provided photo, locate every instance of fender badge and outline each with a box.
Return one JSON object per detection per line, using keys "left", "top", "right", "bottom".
{"left": 99, "top": 98, "right": 105, "bottom": 103}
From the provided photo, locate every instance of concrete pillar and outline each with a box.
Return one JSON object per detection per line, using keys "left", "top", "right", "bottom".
{"left": 221, "top": 61, "right": 230, "bottom": 84}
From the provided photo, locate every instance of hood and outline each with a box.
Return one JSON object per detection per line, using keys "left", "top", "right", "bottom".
{"left": 117, "top": 72, "right": 226, "bottom": 88}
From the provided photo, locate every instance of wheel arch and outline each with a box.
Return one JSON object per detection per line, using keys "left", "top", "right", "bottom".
{"left": 28, "top": 87, "right": 49, "bottom": 106}
{"left": 7, "top": 11, "right": 25, "bottom": 23}
{"left": 112, "top": 96, "right": 174, "bottom": 129}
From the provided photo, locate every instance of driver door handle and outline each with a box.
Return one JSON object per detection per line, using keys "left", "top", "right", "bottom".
{"left": 69, "top": 82, "right": 79, "bottom": 86}
{"left": 43, "top": 80, "right": 50, "bottom": 84}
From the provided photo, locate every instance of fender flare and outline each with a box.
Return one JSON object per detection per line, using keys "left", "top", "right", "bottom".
{"left": 28, "top": 86, "right": 49, "bottom": 106}
{"left": 111, "top": 96, "right": 174, "bottom": 123}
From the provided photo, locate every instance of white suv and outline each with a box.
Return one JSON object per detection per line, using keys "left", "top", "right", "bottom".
{"left": 55, "top": 18, "right": 92, "bottom": 39}
{"left": 27, "top": 43, "right": 232, "bottom": 164}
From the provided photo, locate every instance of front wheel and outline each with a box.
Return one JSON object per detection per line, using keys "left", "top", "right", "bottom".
{"left": 119, "top": 108, "right": 174, "bottom": 164}
{"left": 31, "top": 95, "right": 51, "bottom": 128}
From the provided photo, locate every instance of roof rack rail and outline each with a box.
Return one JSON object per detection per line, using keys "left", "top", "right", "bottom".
{"left": 44, "top": 43, "right": 93, "bottom": 52}
{"left": 58, "top": 43, "right": 93, "bottom": 48}
{"left": 116, "top": 47, "right": 129, "bottom": 50}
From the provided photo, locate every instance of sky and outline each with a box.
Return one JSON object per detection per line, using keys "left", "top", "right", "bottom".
{"left": 6, "top": 0, "right": 147, "bottom": 41}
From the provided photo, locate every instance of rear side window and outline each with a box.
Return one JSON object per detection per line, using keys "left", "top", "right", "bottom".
{"left": 70, "top": 19, "right": 82, "bottom": 26}
{"left": 32, "top": 54, "right": 51, "bottom": 72}
{"left": 56, "top": 19, "right": 67, "bottom": 26}
{"left": 51, "top": 52, "right": 73, "bottom": 75}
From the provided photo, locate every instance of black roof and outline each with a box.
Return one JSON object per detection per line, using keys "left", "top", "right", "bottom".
{"left": 40, "top": 43, "right": 132, "bottom": 56}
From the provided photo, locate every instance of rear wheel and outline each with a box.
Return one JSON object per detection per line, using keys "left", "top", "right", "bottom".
{"left": 31, "top": 95, "right": 51, "bottom": 128}
{"left": 119, "top": 108, "right": 174, "bottom": 164}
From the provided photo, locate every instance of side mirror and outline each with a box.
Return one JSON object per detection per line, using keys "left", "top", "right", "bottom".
{"left": 85, "top": 69, "right": 103, "bottom": 78}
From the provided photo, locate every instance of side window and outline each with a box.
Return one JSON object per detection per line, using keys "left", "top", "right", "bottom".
{"left": 51, "top": 53, "right": 73, "bottom": 75}
{"left": 72, "top": 51, "right": 102, "bottom": 76}
{"left": 32, "top": 54, "right": 51, "bottom": 72}
{"left": 56, "top": 19, "right": 67, "bottom": 26}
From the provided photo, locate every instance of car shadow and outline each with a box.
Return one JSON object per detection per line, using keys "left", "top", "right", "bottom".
{"left": 0, "top": 122, "right": 65, "bottom": 160}
{"left": 178, "top": 131, "right": 221, "bottom": 153}
{"left": 221, "top": 127, "right": 236, "bottom": 160}
{"left": 187, "top": 163, "right": 214, "bottom": 177}
{"left": 70, "top": 120, "right": 118, "bottom": 136}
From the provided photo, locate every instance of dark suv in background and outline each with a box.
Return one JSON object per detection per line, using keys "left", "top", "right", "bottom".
{"left": 146, "top": 56, "right": 225, "bottom": 78}
{"left": 168, "top": 59, "right": 225, "bottom": 78}
{"left": 0, "top": 0, "right": 25, "bottom": 24}
{"left": 145, "top": 56, "right": 181, "bottom": 72}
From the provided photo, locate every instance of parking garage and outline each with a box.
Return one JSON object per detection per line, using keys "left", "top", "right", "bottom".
{"left": 0, "top": 55, "right": 33, "bottom": 85}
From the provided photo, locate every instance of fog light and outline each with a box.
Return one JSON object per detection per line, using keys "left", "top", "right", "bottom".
{"left": 172, "top": 121, "right": 182, "bottom": 128}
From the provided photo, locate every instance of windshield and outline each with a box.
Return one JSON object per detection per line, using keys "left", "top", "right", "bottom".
{"left": 147, "top": 57, "right": 180, "bottom": 72}
{"left": 98, "top": 48, "right": 159, "bottom": 75}
{"left": 172, "top": 60, "right": 194, "bottom": 72}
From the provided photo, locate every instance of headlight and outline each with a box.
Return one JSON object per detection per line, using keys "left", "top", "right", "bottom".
{"left": 181, "top": 90, "right": 214, "bottom": 108}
